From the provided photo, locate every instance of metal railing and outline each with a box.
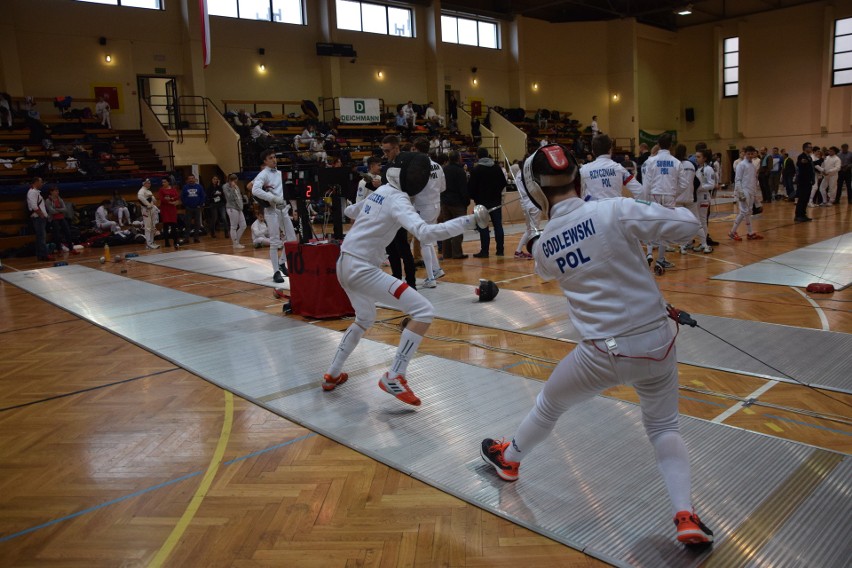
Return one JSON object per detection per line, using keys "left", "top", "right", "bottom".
{"left": 147, "top": 139, "right": 175, "bottom": 171}
{"left": 222, "top": 99, "right": 305, "bottom": 116}
{"left": 146, "top": 95, "right": 209, "bottom": 143}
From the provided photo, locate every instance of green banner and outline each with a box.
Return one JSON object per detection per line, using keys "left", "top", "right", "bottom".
{"left": 639, "top": 129, "right": 677, "bottom": 147}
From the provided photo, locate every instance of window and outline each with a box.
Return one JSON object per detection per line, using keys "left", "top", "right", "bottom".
{"left": 723, "top": 37, "right": 739, "bottom": 97}
{"left": 833, "top": 18, "right": 852, "bottom": 86}
{"left": 207, "top": 0, "right": 305, "bottom": 24}
{"left": 441, "top": 14, "right": 499, "bottom": 49}
{"left": 73, "top": 0, "right": 162, "bottom": 8}
{"left": 335, "top": 1, "right": 413, "bottom": 37}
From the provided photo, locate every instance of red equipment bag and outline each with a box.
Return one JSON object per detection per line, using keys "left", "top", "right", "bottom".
{"left": 284, "top": 241, "right": 354, "bottom": 318}
{"left": 806, "top": 283, "right": 835, "bottom": 294}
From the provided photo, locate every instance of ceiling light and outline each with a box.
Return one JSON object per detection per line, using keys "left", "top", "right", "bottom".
{"left": 676, "top": 4, "right": 692, "bottom": 15}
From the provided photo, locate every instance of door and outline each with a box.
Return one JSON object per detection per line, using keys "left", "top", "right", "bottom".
{"left": 137, "top": 76, "right": 179, "bottom": 129}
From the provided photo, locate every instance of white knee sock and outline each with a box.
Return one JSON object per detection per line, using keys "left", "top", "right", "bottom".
{"left": 651, "top": 431, "right": 692, "bottom": 514}
{"left": 390, "top": 328, "right": 423, "bottom": 376}
{"left": 503, "top": 403, "right": 554, "bottom": 463}
{"left": 327, "top": 324, "right": 366, "bottom": 377}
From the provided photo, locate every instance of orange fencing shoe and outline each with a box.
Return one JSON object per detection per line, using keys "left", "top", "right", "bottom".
{"left": 674, "top": 510, "right": 714, "bottom": 546}
{"left": 480, "top": 438, "right": 520, "bottom": 481}
{"left": 322, "top": 372, "right": 348, "bottom": 392}
{"left": 747, "top": 233, "right": 764, "bottom": 240}
{"left": 378, "top": 373, "right": 421, "bottom": 406}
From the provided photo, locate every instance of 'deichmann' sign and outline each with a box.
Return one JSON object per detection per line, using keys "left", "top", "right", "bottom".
{"left": 339, "top": 98, "right": 381, "bottom": 124}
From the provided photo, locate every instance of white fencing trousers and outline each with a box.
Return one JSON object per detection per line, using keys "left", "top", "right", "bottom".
{"left": 648, "top": 194, "right": 676, "bottom": 260}
{"left": 114, "top": 206, "right": 130, "bottom": 225}
{"left": 416, "top": 204, "right": 441, "bottom": 279}
{"left": 679, "top": 202, "right": 706, "bottom": 247}
{"left": 517, "top": 206, "right": 542, "bottom": 252}
{"left": 813, "top": 174, "right": 836, "bottom": 203}
{"left": 227, "top": 209, "right": 247, "bottom": 244}
{"left": 264, "top": 206, "right": 296, "bottom": 271}
{"left": 503, "top": 320, "right": 693, "bottom": 513}
{"left": 732, "top": 192, "right": 753, "bottom": 234}
{"left": 337, "top": 253, "right": 433, "bottom": 330}
{"left": 141, "top": 208, "right": 156, "bottom": 247}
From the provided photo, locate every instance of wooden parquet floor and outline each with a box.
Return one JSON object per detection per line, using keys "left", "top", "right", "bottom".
{"left": 0, "top": 200, "right": 850, "bottom": 567}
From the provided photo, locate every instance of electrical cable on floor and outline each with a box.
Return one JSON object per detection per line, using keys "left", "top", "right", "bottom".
{"left": 365, "top": 318, "right": 852, "bottom": 428}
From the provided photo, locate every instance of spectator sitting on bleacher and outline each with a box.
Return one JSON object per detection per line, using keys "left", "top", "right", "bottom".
{"left": 429, "top": 135, "right": 440, "bottom": 156}
{"left": 310, "top": 137, "right": 327, "bottom": 162}
{"left": 95, "top": 96, "right": 111, "bottom": 129}
{"left": 425, "top": 102, "right": 443, "bottom": 125}
{"left": 24, "top": 97, "right": 40, "bottom": 120}
{"left": 234, "top": 109, "right": 255, "bottom": 128}
{"left": 95, "top": 199, "right": 122, "bottom": 233}
{"left": 251, "top": 120, "right": 274, "bottom": 149}
{"left": 111, "top": 189, "right": 130, "bottom": 226}
{"left": 395, "top": 109, "right": 409, "bottom": 136}
{"left": 294, "top": 124, "right": 316, "bottom": 149}
{"left": 402, "top": 100, "right": 416, "bottom": 129}
{"left": 46, "top": 185, "right": 79, "bottom": 255}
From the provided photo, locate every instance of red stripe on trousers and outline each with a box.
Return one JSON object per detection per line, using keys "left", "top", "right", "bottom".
{"left": 392, "top": 282, "right": 409, "bottom": 299}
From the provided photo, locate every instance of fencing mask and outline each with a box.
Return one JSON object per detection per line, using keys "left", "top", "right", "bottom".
{"left": 385, "top": 152, "right": 431, "bottom": 196}
{"left": 521, "top": 144, "right": 579, "bottom": 218}
{"left": 475, "top": 279, "right": 499, "bottom": 302}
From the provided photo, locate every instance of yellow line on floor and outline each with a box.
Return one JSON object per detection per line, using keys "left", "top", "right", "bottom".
{"left": 147, "top": 391, "right": 234, "bottom": 568}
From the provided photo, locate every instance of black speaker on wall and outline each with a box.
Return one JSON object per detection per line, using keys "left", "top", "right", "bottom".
{"left": 685, "top": 107, "right": 695, "bottom": 122}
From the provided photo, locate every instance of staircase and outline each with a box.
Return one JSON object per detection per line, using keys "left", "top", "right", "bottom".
{"left": 114, "top": 130, "right": 168, "bottom": 173}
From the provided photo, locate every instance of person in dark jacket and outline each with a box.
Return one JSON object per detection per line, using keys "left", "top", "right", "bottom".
{"left": 206, "top": 175, "right": 227, "bottom": 238}
{"left": 468, "top": 147, "right": 507, "bottom": 257}
{"left": 794, "top": 142, "right": 814, "bottom": 222}
{"left": 781, "top": 151, "right": 796, "bottom": 200}
{"left": 441, "top": 151, "right": 470, "bottom": 259}
{"left": 181, "top": 174, "right": 206, "bottom": 242}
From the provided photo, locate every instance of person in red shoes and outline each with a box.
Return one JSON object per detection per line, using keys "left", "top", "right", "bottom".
{"left": 730, "top": 146, "right": 763, "bottom": 241}
{"left": 322, "top": 152, "right": 487, "bottom": 406}
{"left": 479, "top": 144, "right": 714, "bottom": 547}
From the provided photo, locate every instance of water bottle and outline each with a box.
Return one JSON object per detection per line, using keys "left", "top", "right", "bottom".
{"left": 104, "top": 243, "right": 112, "bottom": 262}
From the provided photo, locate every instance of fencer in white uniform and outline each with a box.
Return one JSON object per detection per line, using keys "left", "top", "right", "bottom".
{"left": 413, "top": 138, "right": 446, "bottom": 287}
{"left": 479, "top": 143, "right": 714, "bottom": 547}
{"left": 511, "top": 164, "right": 540, "bottom": 259}
{"left": 137, "top": 179, "right": 160, "bottom": 249}
{"left": 248, "top": 149, "right": 298, "bottom": 282}
{"left": 322, "top": 152, "right": 486, "bottom": 406}
{"left": 642, "top": 134, "right": 682, "bottom": 269}
{"left": 673, "top": 144, "right": 705, "bottom": 254}
{"left": 730, "top": 146, "right": 763, "bottom": 241}
{"left": 693, "top": 150, "right": 715, "bottom": 253}
{"left": 579, "top": 134, "right": 643, "bottom": 200}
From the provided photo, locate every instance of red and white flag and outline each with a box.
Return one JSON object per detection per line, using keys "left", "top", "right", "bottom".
{"left": 199, "top": 0, "right": 211, "bottom": 68}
